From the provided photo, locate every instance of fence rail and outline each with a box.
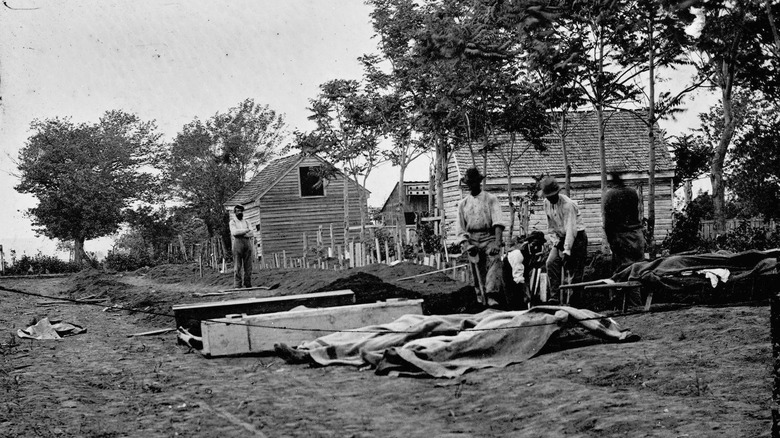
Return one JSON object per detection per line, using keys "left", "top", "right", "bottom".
{"left": 699, "top": 218, "right": 778, "bottom": 240}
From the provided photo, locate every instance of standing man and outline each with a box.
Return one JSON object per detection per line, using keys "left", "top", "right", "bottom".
{"left": 603, "top": 172, "right": 645, "bottom": 308}
{"left": 539, "top": 176, "right": 588, "bottom": 305}
{"left": 229, "top": 205, "right": 254, "bottom": 289}
{"left": 456, "top": 167, "right": 505, "bottom": 307}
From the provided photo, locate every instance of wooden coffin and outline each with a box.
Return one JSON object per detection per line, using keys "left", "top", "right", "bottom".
{"left": 200, "top": 298, "right": 424, "bottom": 357}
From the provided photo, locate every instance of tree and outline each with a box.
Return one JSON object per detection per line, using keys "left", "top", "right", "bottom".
{"left": 362, "top": 56, "right": 431, "bottom": 232}
{"left": 165, "top": 99, "right": 286, "bottom": 250}
{"left": 617, "top": 0, "right": 696, "bottom": 245}
{"left": 15, "top": 110, "right": 162, "bottom": 265}
{"left": 368, "top": 0, "right": 558, "bottom": 241}
{"left": 725, "top": 92, "right": 780, "bottom": 220}
{"left": 691, "top": 0, "right": 777, "bottom": 233}
{"left": 669, "top": 133, "right": 711, "bottom": 204}
{"left": 305, "top": 79, "right": 385, "bottom": 241}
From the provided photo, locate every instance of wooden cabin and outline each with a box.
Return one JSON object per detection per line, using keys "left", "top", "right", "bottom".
{"left": 443, "top": 110, "right": 676, "bottom": 249}
{"left": 224, "top": 154, "right": 369, "bottom": 258}
{"left": 378, "top": 181, "right": 434, "bottom": 226}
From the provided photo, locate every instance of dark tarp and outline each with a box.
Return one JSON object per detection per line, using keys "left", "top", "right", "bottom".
{"left": 611, "top": 249, "right": 780, "bottom": 291}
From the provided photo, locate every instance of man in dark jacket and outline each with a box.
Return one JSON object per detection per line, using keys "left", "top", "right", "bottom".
{"left": 603, "top": 172, "right": 646, "bottom": 308}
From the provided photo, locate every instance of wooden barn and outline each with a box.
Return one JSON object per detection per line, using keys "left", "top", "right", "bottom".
{"left": 378, "top": 181, "right": 434, "bottom": 226}
{"left": 224, "top": 153, "right": 369, "bottom": 259}
{"left": 443, "top": 110, "right": 676, "bottom": 249}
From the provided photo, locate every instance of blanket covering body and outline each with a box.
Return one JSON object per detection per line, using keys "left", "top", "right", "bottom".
{"left": 611, "top": 249, "right": 780, "bottom": 290}
{"left": 295, "top": 306, "right": 635, "bottom": 378}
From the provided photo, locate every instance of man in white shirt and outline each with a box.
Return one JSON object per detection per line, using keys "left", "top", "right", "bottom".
{"left": 229, "top": 205, "right": 254, "bottom": 288}
{"left": 456, "top": 167, "right": 505, "bottom": 307}
{"left": 539, "top": 176, "right": 588, "bottom": 305}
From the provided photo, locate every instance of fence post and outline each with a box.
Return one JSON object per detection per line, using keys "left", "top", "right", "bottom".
{"left": 772, "top": 276, "right": 780, "bottom": 436}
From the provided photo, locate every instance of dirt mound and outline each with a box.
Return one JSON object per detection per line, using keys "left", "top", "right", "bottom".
{"left": 312, "top": 272, "right": 421, "bottom": 304}
{"left": 66, "top": 269, "right": 133, "bottom": 301}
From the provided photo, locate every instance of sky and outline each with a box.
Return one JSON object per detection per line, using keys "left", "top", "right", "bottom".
{"left": 0, "top": 0, "right": 716, "bottom": 259}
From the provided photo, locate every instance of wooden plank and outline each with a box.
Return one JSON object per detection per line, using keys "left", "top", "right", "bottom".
{"left": 172, "top": 289, "right": 356, "bottom": 333}
{"left": 200, "top": 299, "right": 424, "bottom": 357}
{"left": 127, "top": 328, "right": 177, "bottom": 337}
{"left": 584, "top": 281, "right": 642, "bottom": 290}
{"left": 217, "top": 283, "right": 281, "bottom": 293}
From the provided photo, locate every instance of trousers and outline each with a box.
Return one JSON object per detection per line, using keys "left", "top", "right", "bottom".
{"left": 546, "top": 230, "right": 588, "bottom": 305}
{"left": 232, "top": 237, "right": 253, "bottom": 288}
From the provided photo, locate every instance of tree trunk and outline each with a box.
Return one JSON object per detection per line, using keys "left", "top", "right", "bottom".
{"left": 343, "top": 169, "right": 350, "bottom": 245}
{"left": 397, "top": 162, "right": 407, "bottom": 243}
{"left": 435, "top": 138, "right": 446, "bottom": 233}
{"left": 507, "top": 172, "right": 515, "bottom": 239}
{"left": 684, "top": 180, "right": 693, "bottom": 206}
{"left": 560, "top": 112, "right": 571, "bottom": 196}
{"left": 712, "top": 64, "right": 736, "bottom": 235}
{"left": 354, "top": 172, "right": 367, "bottom": 242}
{"left": 74, "top": 237, "right": 86, "bottom": 266}
{"left": 647, "top": 17, "right": 657, "bottom": 251}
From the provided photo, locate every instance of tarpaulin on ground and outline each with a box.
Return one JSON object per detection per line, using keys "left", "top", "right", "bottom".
{"left": 17, "top": 317, "right": 86, "bottom": 340}
{"left": 611, "top": 249, "right": 780, "bottom": 291}
{"left": 279, "top": 306, "right": 637, "bottom": 378}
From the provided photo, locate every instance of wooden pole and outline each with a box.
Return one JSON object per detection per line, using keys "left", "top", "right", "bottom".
{"left": 282, "top": 250, "right": 287, "bottom": 268}
{"left": 198, "top": 244, "right": 203, "bottom": 278}
{"left": 384, "top": 240, "right": 390, "bottom": 264}
{"left": 330, "top": 223, "right": 335, "bottom": 252}
{"left": 375, "top": 238, "right": 381, "bottom": 263}
{"left": 772, "top": 265, "right": 780, "bottom": 436}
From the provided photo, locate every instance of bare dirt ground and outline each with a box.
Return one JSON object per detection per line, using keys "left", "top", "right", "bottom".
{"left": 0, "top": 262, "right": 773, "bottom": 437}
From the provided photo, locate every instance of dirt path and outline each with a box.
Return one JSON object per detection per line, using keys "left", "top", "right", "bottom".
{"left": 0, "top": 271, "right": 773, "bottom": 437}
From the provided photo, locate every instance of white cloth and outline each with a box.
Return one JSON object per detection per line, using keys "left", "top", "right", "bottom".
{"left": 697, "top": 268, "right": 731, "bottom": 288}
{"left": 506, "top": 248, "right": 525, "bottom": 284}
{"left": 543, "top": 194, "right": 585, "bottom": 255}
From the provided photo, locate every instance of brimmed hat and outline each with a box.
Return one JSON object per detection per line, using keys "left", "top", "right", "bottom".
{"left": 461, "top": 167, "right": 484, "bottom": 185}
{"left": 537, "top": 176, "right": 561, "bottom": 198}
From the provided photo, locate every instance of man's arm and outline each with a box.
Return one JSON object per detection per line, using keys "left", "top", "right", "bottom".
{"left": 562, "top": 203, "right": 578, "bottom": 255}
{"left": 455, "top": 200, "right": 469, "bottom": 245}
{"left": 543, "top": 200, "right": 560, "bottom": 248}
{"left": 230, "top": 219, "right": 251, "bottom": 237}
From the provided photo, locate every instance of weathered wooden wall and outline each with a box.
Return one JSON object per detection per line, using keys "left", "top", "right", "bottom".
{"left": 250, "top": 155, "right": 367, "bottom": 257}
{"left": 444, "top": 158, "right": 674, "bottom": 249}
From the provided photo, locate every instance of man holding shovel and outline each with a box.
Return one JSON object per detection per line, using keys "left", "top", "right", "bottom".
{"left": 539, "top": 176, "right": 588, "bottom": 306}
{"left": 456, "top": 167, "right": 505, "bottom": 307}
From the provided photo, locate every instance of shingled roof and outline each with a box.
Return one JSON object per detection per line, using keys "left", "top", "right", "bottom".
{"left": 226, "top": 153, "right": 369, "bottom": 207}
{"left": 453, "top": 110, "right": 674, "bottom": 179}
{"left": 226, "top": 154, "right": 303, "bottom": 206}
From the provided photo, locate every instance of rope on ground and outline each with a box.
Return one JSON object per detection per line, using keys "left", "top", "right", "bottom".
{"left": 0, "top": 283, "right": 757, "bottom": 336}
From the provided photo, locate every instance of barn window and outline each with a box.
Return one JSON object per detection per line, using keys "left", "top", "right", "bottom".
{"left": 299, "top": 166, "right": 325, "bottom": 197}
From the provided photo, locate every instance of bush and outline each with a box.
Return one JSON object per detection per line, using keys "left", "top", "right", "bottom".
{"left": 4, "top": 252, "right": 82, "bottom": 275}
{"left": 710, "top": 222, "right": 780, "bottom": 252}
{"left": 103, "top": 251, "right": 153, "bottom": 272}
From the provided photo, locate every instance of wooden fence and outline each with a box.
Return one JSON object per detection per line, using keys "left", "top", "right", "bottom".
{"left": 700, "top": 218, "right": 778, "bottom": 240}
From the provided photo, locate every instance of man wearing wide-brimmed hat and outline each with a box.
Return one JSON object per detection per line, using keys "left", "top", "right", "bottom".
{"left": 456, "top": 167, "right": 505, "bottom": 307}
{"left": 538, "top": 175, "right": 588, "bottom": 304}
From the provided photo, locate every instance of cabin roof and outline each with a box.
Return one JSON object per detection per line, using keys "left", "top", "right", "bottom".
{"left": 452, "top": 110, "right": 674, "bottom": 180}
